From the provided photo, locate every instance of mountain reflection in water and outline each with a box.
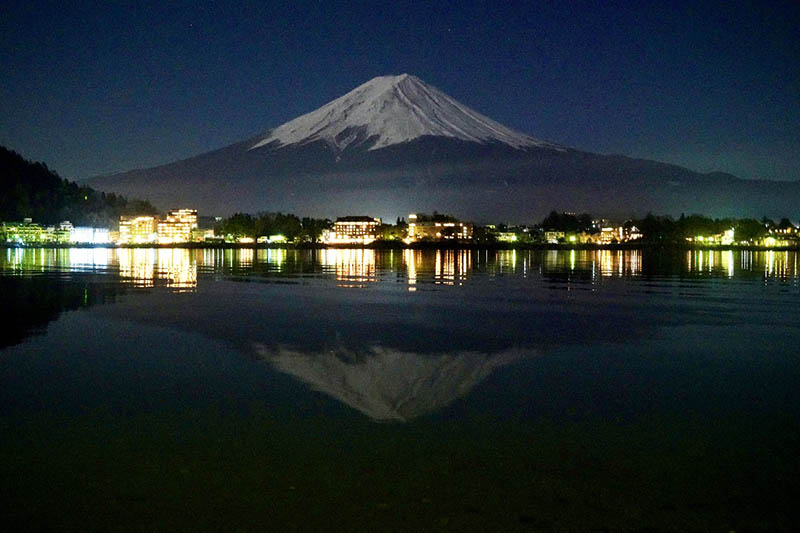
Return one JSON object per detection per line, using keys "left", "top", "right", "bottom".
{"left": 255, "top": 344, "right": 529, "bottom": 421}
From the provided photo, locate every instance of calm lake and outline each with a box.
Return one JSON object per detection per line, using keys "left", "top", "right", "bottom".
{"left": 1, "top": 247, "right": 799, "bottom": 530}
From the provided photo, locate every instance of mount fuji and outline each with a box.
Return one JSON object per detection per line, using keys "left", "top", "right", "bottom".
{"left": 89, "top": 74, "right": 799, "bottom": 220}
{"left": 249, "top": 74, "right": 558, "bottom": 153}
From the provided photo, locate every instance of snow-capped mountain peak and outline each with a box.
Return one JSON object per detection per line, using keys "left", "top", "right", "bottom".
{"left": 249, "top": 74, "right": 556, "bottom": 152}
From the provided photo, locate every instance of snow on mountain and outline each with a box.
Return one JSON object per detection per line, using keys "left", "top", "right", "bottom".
{"left": 250, "top": 74, "right": 558, "bottom": 153}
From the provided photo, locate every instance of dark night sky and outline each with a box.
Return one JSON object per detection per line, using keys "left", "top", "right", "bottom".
{"left": 1, "top": 0, "right": 798, "bottom": 182}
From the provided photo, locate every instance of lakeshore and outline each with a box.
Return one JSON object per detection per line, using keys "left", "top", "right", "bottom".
{"left": 2, "top": 241, "right": 799, "bottom": 252}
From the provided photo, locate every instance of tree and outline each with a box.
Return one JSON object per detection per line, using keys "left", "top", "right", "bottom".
{"left": 301, "top": 217, "right": 331, "bottom": 242}
{"left": 215, "top": 213, "right": 256, "bottom": 238}
{"left": 1, "top": 145, "right": 157, "bottom": 227}
{"left": 735, "top": 219, "right": 768, "bottom": 242}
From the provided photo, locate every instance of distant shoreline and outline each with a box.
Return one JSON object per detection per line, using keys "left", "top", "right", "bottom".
{"left": 1, "top": 242, "right": 798, "bottom": 252}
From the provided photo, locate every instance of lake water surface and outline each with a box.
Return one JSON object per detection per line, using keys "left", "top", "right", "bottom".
{"left": 1, "top": 248, "right": 799, "bottom": 530}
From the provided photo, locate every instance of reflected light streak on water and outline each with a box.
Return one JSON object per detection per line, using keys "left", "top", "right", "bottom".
{"left": 322, "top": 248, "right": 377, "bottom": 287}
{"left": 1, "top": 248, "right": 799, "bottom": 291}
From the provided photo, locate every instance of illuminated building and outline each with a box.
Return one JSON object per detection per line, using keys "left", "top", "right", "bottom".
{"left": 485, "top": 225, "right": 531, "bottom": 244}
{"left": 600, "top": 227, "right": 618, "bottom": 243}
{"left": 257, "top": 234, "right": 288, "bottom": 244}
{"left": 0, "top": 219, "right": 111, "bottom": 245}
{"left": 686, "top": 228, "right": 736, "bottom": 246}
{"left": 544, "top": 230, "right": 565, "bottom": 244}
{"left": 119, "top": 216, "right": 157, "bottom": 244}
{"left": 191, "top": 228, "right": 216, "bottom": 242}
{"left": 70, "top": 226, "right": 110, "bottom": 244}
{"left": 323, "top": 216, "right": 381, "bottom": 245}
{"left": 157, "top": 209, "right": 198, "bottom": 244}
{"left": 626, "top": 225, "right": 643, "bottom": 241}
{"left": 720, "top": 229, "right": 735, "bottom": 245}
{"left": 575, "top": 231, "right": 602, "bottom": 244}
{"left": 405, "top": 213, "right": 472, "bottom": 242}
{"left": 599, "top": 225, "right": 642, "bottom": 244}
{"left": 1, "top": 219, "right": 48, "bottom": 244}
{"left": 759, "top": 224, "right": 800, "bottom": 247}
{"left": 761, "top": 236, "right": 790, "bottom": 247}
{"left": 54, "top": 222, "right": 73, "bottom": 243}
{"left": 495, "top": 231, "right": 518, "bottom": 243}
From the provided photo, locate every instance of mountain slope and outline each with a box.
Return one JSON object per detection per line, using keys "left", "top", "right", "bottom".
{"left": 88, "top": 75, "right": 799, "bottom": 220}
{"left": 250, "top": 74, "right": 560, "bottom": 153}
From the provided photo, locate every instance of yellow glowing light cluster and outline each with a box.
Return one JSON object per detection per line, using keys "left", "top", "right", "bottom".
{"left": 0, "top": 219, "right": 98, "bottom": 245}
{"left": 116, "top": 248, "right": 197, "bottom": 289}
{"left": 323, "top": 217, "right": 381, "bottom": 245}
{"left": 431, "top": 249, "right": 472, "bottom": 285}
{"left": 322, "top": 248, "right": 377, "bottom": 286}
{"left": 687, "top": 229, "right": 735, "bottom": 246}
{"left": 257, "top": 234, "right": 288, "bottom": 244}
{"left": 119, "top": 216, "right": 157, "bottom": 244}
{"left": 157, "top": 209, "right": 198, "bottom": 244}
{"left": 117, "top": 209, "right": 200, "bottom": 245}
{"left": 405, "top": 213, "right": 472, "bottom": 242}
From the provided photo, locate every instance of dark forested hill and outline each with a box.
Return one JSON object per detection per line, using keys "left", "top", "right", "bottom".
{"left": 0, "top": 146, "right": 156, "bottom": 227}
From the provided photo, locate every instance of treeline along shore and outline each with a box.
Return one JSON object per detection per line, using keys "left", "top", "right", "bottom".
{"left": 2, "top": 145, "right": 799, "bottom": 250}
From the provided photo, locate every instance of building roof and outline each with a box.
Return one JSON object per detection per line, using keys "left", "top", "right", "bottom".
{"left": 410, "top": 213, "right": 460, "bottom": 223}
{"left": 335, "top": 216, "right": 379, "bottom": 223}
